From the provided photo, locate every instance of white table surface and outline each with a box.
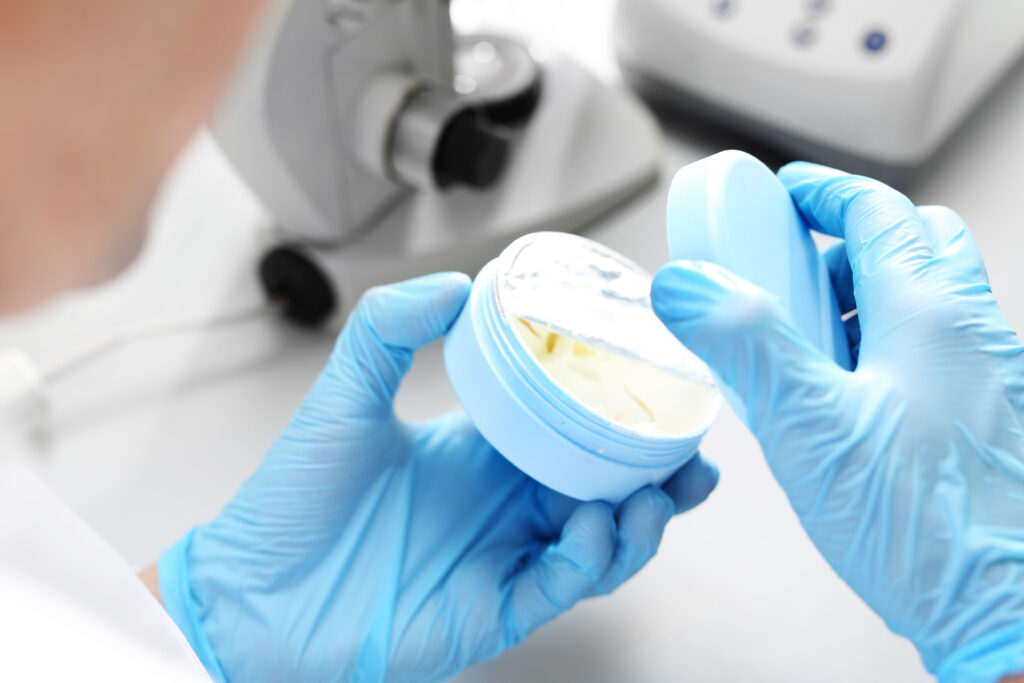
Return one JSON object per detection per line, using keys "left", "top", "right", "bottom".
{"left": 4, "top": 1, "right": 1024, "bottom": 681}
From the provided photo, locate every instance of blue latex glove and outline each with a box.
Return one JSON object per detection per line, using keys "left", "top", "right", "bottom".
{"left": 651, "top": 163, "right": 1024, "bottom": 683}
{"left": 160, "top": 273, "right": 719, "bottom": 683}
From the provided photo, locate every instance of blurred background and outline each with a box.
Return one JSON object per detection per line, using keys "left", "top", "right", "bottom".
{"left": 3, "top": 0, "right": 1024, "bottom": 680}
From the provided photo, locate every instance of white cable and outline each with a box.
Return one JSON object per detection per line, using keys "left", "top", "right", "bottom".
{"left": 40, "top": 302, "right": 278, "bottom": 384}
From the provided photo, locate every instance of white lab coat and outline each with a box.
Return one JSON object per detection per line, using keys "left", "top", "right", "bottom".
{"left": 0, "top": 439, "right": 210, "bottom": 681}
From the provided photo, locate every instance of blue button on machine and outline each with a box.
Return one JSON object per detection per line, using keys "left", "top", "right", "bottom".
{"left": 711, "top": 0, "right": 736, "bottom": 18}
{"left": 807, "top": 0, "right": 830, "bottom": 14}
{"left": 865, "top": 30, "right": 887, "bottom": 52}
{"left": 791, "top": 23, "right": 816, "bottom": 47}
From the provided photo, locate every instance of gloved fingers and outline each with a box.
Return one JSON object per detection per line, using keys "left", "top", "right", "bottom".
{"left": 652, "top": 260, "right": 848, "bottom": 438}
{"left": 778, "top": 162, "right": 935, "bottom": 304}
{"left": 410, "top": 411, "right": 496, "bottom": 462}
{"left": 823, "top": 241, "right": 857, "bottom": 316}
{"left": 534, "top": 454, "right": 718, "bottom": 544}
{"left": 306, "top": 273, "right": 471, "bottom": 426}
{"left": 660, "top": 452, "right": 720, "bottom": 514}
{"left": 534, "top": 485, "right": 583, "bottom": 537}
{"left": 822, "top": 241, "right": 862, "bottom": 364}
{"left": 589, "top": 456, "right": 719, "bottom": 596}
{"left": 917, "top": 205, "right": 990, "bottom": 285}
{"left": 505, "top": 503, "right": 616, "bottom": 643}
{"left": 844, "top": 314, "right": 862, "bottom": 367}
{"left": 591, "top": 486, "right": 675, "bottom": 595}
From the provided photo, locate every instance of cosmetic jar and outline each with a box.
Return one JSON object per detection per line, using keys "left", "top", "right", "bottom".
{"left": 444, "top": 232, "right": 720, "bottom": 503}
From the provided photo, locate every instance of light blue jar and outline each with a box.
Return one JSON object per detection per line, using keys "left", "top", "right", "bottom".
{"left": 444, "top": 232, "right": 720, "bottom": 503}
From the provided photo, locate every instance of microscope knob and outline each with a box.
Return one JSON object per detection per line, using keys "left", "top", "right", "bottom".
{"left": 432, "top": 110, "right": 510, "bottom": 190}
{"left": 259, "top": 245, "right": 336, "bottom": 327}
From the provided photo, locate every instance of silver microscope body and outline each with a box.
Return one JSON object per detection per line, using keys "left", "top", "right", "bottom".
{"left": 213, "top": 0, "right": 661, "bottom": 323}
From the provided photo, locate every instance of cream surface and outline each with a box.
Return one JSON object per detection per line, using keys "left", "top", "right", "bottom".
{"left": 513, "top": 318, "right": 717, "bottom": 436}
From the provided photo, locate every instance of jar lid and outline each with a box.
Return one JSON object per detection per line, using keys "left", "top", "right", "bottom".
{"left": 495, "top": 231, "right": 715, "bottom": 387}
{"left": 665, "top": 150, "right": 852, "bottom": 369}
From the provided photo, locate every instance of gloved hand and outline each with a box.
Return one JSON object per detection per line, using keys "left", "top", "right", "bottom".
{"left": 159, "top": 273, "right": 719, "bottom": 683}
{"left": 651, "top": 163, "right": 1024, "bottom": 683}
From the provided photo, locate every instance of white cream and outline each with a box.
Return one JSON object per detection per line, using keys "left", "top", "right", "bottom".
{"left": 513, "top": 318, "right": 717, "bottom": 436}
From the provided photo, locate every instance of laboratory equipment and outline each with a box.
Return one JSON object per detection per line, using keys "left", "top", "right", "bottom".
{"left": 615, "top": 0, "right": 1024, "bottom": 183}
{"left": 653, "top": 158, "right": 1024, "bottom": 682}
{"left": 445, "top": 232, "right": 719, "bottom": 503}
{"left": 213, "top": 0, "right": 661, "bottom": 323}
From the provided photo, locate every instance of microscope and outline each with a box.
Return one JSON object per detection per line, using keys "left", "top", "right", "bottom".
{"left": 213, "top": 0, "right": 661, "bottom": 325}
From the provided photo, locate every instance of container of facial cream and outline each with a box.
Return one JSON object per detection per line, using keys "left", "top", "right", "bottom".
{"left": 444, "top": 231, "right": 720, "bottom": 503}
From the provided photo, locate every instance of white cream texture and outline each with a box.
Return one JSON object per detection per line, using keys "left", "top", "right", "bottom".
{"left": 513, "top": 318, "right": 717, "bottom": 436}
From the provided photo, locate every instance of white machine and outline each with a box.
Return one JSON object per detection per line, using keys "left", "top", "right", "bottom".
{"left": 615, "top": 0, "right": 1024, "bottom": 183}
{"left": 213, "top": 0, "right": 661, "bottom": 324}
